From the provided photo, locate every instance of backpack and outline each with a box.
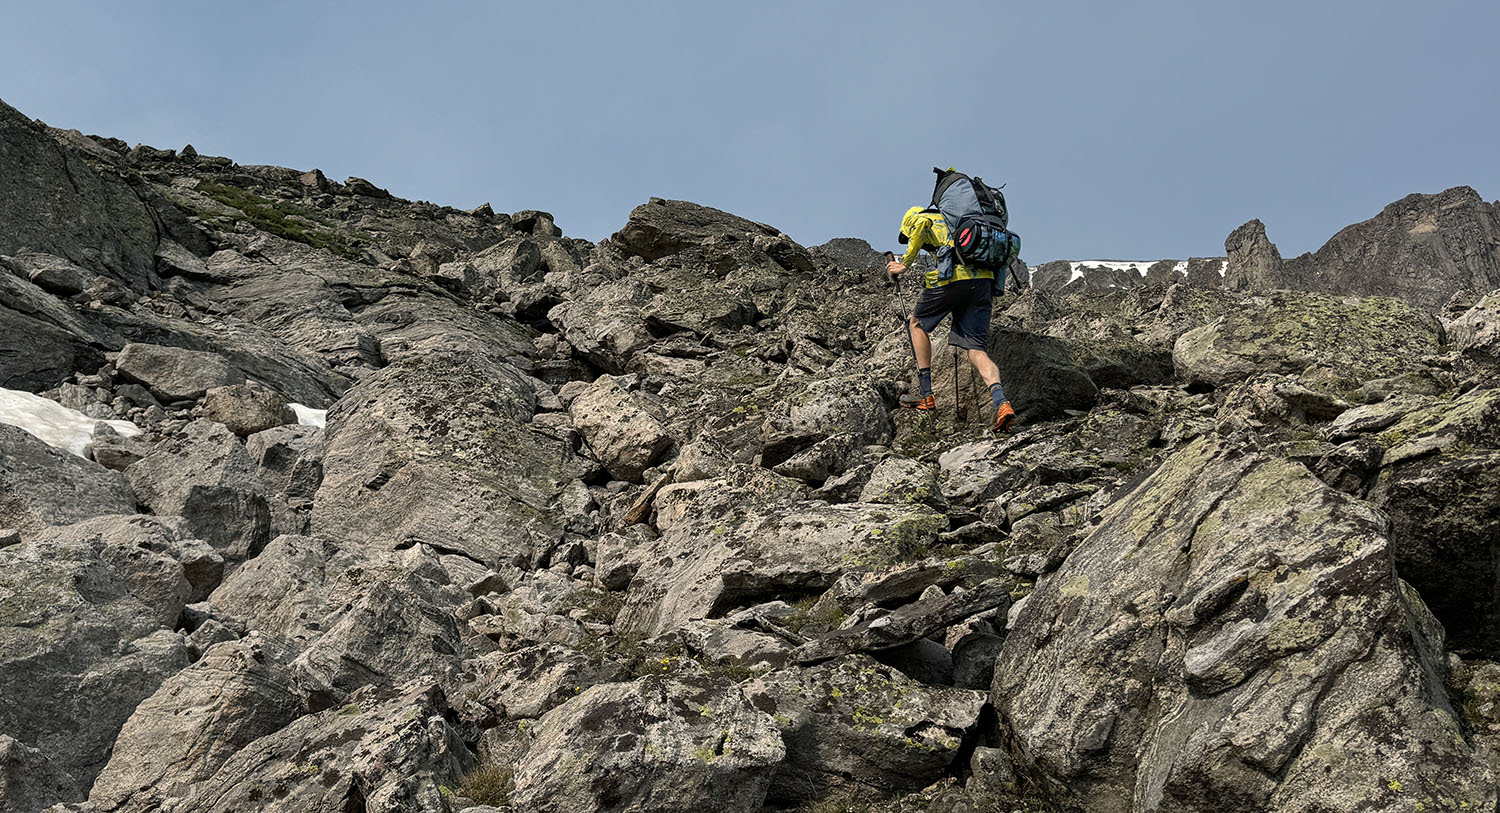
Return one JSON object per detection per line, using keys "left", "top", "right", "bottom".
{"left": 929, "top": 167, "right": 1021, "bottom": 280}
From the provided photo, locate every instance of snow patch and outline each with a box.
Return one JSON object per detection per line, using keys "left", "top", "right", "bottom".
{"left": 0, "top": 388, "right": 141, "bottom": 458}
{"left": 289, "top": 403, "right": 327, "bottom": 428}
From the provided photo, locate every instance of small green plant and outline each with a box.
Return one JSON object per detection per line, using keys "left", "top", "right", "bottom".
{"left": 197, "top": 181, "right": 363, "bottom": 259}
{"left": 458, "top": 764, "right": 513, "bottom": 806}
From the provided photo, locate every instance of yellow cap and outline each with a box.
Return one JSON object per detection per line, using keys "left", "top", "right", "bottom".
{"left": 900, "top": 206, "right": 926, "bottom": 239}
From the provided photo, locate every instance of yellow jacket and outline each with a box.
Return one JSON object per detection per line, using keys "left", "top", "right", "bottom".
{"left": 899, "top": 207, "right": 994, "bottom": 289}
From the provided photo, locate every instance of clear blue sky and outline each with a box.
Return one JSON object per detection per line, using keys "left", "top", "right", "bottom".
{"left": 3, "top": 2, "right": 1496, "bottom": 262}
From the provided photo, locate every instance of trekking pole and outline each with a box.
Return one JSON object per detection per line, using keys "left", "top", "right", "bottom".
{"left": 884, "top": 252, "right": 922, "bottom": 409}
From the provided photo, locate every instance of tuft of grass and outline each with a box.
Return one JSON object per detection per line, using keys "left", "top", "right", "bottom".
{"left": 198, "top": 181, "right": 362, "bottom": 259}
{"left": 458, "top": 764, "right": 513, "bottom": 807}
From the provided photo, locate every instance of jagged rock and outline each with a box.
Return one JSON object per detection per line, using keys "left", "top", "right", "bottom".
{"left": 0, "top": 99, "right": 159, "bottom": 290}
{"left": 680, "top": 618, "right": 793, "bottom": 669}
{"left": 1223, "top": 218, "right": 1285, "bottom": 293}
{"left": 569, "top": 374, "right": 673, "bottom": 483}
{"left": 790, "top": 579, "right": 1011, "bottom": 664}
{"left": 170, "top": 681, "right": 468, "bottom": 813}
{"left": 125, "top": 419, "right": 271, "bottom": 564}
{"left": 993, "top": 437, "right": 1496, "bottom": 811}
{"left": 0, "top": 423, "right": 136, "bottom": 540}
{"left": 1227, "top": 187, "right": 1500, "bottom": 310}
{"left": 617, "top": 468, "right": 946, "bottom": 637}
{"left": 0, "top": 530, "right": 192, "bottom": 803}
{"left": 87, "top": 638, "right": 302, "bottom": 813}
{"left": 509, "top": 676, "right": 785, "bottom": 813}
{"left": 1173, "top": 291, "right": 1443, "bottom": 389}
{"left": 744, "top": 655, "right": 986, "bottom": 805}
{"left": 811, "top": 237, "right": 884, "bottom": 273}
{"left": 199, "top": 383, "right": 296, "bottom": 436}
{"left": 1366, "top": 387, "right": 1500, "bottom": 655}
{"left": 115, "top": 343, "right": 245, "bottom": 402}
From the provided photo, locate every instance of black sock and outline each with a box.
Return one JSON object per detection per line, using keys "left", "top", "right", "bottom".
{"left": 918, "top": 368, "right": 932, "bottom": 396}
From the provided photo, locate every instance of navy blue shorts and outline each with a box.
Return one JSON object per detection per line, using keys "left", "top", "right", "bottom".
{"left": 912, "top": 278, "right": 993, "bottom": 350}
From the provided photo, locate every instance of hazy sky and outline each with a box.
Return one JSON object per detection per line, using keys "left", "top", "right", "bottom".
{"left": 3, "top": 2, "right": 1496, "bottom": 263}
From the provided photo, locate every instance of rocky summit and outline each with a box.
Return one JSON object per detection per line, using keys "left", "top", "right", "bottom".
{"left": 0, "top": 96, "right": 1497, "bottom": 813}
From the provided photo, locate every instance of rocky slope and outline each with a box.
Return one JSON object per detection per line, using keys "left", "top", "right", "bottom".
{"left": 1, "top": 97, "right": 1499, "bottom": 813}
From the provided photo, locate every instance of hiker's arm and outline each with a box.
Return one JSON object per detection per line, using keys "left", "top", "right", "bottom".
{"left": 899, "top": 219, "right": 929, "bottom": 268}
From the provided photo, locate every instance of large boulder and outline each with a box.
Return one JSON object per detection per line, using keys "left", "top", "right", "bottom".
{"left": 199, "top": 383, "right": 296, "bottom": 436}
{"left": 0, "top": 422, "right": 137, "bottom": 541}
{"left": 759, "top": 375, "right": 891, "bottom": 469}
{"left": 125, "top": 419, "right": 271, "bottom": 565}
{"left": 1173, "top": 291, "right": 1443, "bottom": 390}
{"left": 992, "top": 438, "right": 1496, "bottom": 811}
{"left": 509, "top": 676, "right": 785, "bottom": 813}
{"left": 612, "top": 197, "right": 780, "bottom": 263}
{"left": 312, "top": 348, "right": 585, "bottom": 567}
{"left": 115, "top": 343, "right": 245, "bottom": 402}
{"left": 0, "top": 529, "right": 192, "bottom": 804}
{"left": 569, "top": 375, "right": 673, "bottom": 482}
{"left": 87, "top": 638, "right": 303, "bottom": 813}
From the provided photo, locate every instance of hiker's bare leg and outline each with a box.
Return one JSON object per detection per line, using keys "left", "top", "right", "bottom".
{"left": 967, "top": 348, "right": 1001, "bottom": 389}
{"left": 909, "top": 317, "right": 932, "bottom": 370}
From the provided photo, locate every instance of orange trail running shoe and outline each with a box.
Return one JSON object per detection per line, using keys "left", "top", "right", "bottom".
{"left": 899, "top": 393, "right": 938, "bottom": 411}
{"left": 992, "top": 400, "right": 1016, "bottom": 433}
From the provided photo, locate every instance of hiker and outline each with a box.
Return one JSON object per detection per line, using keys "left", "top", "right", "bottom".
{"left": 886, "top": 202, "right": 1017, "bottom": 433}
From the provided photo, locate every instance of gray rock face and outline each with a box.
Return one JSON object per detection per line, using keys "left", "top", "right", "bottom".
{"left": 993, "top": 438, "right": 1496, "bottom": 811}
{"left": 790, "top": 579, "right": 1012, "bottom": 664}
{"left": 169, "top": 681, "right": 468, "bottom": 813}
{"left": 125, "top": 419, "right": 271, "bottom": 564}
{"left": 0, "top": 270, "right": 108, "bottom": 391}
{"left": 1173, "top": 291, "right": 1443, "bottom": 389}
{"left": 0, "top": 423, "right": 137, "bottom": 540}
{"left": 569, "top": 375, "right": 672, "bottom": 482}
{"left": 115, "top": 343, "right": 245, "bottom": 402}
{"left": 199, "top": 383, "right": 296, "bottom": 436}
{"left": 208, "top": 534, "right": 380, "bottom": 644}
{"left": 744, "top": 655, "right": 986, "bottom": 805}
{"left": 0, "top": 529, "right": 192, "bottom": 804}
{"left": 88, "top": 638, "right": 303, "bottom": 813}
{"left": 0, "top": 99, "right": 159, "bottom": 290}
{"left": 1225, "top": 187, "right": 1500, "bottom": 310}
{"left": 510, "top": 676, "right": 785, "bottom": 813}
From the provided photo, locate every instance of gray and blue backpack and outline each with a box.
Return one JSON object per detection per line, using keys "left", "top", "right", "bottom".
{"left": 929, "top": 167, "right": 1021, "bottom": 280}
